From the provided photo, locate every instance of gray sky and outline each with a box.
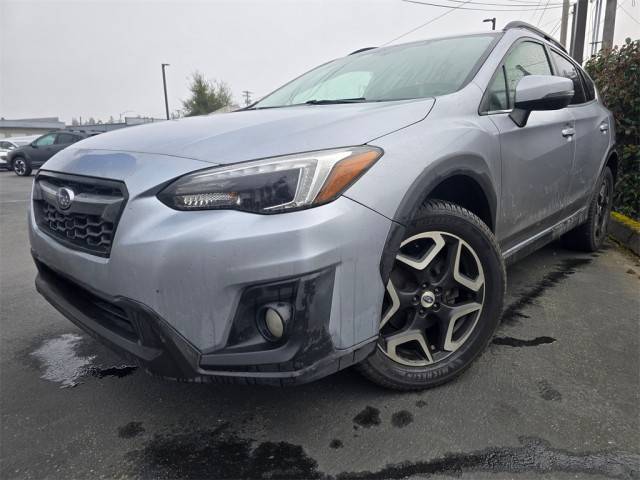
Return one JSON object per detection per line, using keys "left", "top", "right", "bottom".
{"left": 1, "top": 0, "right": 638, "bottom": 123}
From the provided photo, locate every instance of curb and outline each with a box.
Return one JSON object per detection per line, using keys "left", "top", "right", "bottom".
{"left": 609, "top": 211, "right": 640, "bottom": 256}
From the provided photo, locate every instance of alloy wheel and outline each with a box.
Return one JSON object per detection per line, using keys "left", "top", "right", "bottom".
{"left": 379, "top": 231, "right": 485, "bottom": 367}
{"left": 14, "top": 159, "right": 26, "bottom": 176}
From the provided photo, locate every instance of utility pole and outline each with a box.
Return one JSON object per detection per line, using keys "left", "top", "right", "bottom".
{"left": 602, "top": 0, "right": 617, "bottom": 50}
{"left": 161, "top": 63, "right": 170, "bottom": 120}
{"left": 560, "top": 0, "right": 570, "bottom": 47}
{"left": 570, "top": 0, "right": 588, "bottom": 63}
{"left": 242, "top": 90, "right": 252, "bottom": 106}
{"left": 483, "top": 17, "right": 496, "bottom": 30}
{"left": 590, "top": 0, "right": 603, "bottom": 56}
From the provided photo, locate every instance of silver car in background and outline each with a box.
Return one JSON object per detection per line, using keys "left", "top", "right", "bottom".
{"left": 29, "top": 22, "right": 615, "bottom": 389}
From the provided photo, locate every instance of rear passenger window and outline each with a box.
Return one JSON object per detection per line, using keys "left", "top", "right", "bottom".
{"left": 56, "top": 133, "right": 79, "bottom": 145}
{"left": 483, "top": 41, "right": 552, "bottom": 112}
{"left": 550, "top": 50, "right": 587, "bottom": 104}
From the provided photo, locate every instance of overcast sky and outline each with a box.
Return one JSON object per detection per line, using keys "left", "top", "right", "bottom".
{"left": 1, "top": 0, "right": 638, "bottom": 123}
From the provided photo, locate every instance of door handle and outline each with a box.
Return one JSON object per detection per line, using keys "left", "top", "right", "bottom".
{"left": 561, "top": 127, "right": 575, "bottom": 137}
{"left": 599, "top": 122, "right": 609, "bottom": 133}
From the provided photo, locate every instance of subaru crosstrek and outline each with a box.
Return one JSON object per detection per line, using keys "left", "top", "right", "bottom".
{"left": 30, "top": 22, "right": 616, "bottom": 389}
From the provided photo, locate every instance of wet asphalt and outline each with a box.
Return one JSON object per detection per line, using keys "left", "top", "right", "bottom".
{"left": 0, "top": 170, "right": 639, "bottom": 480}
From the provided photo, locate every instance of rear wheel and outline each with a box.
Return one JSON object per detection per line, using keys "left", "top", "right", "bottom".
{"left": 562, "top": 166, "right": 613, "bottom": 252}
{"left": 12, "top": 157, "right": 32, "bottom": 176}
{"left": 359, "top": 200, "right": 505, "bottom": 390}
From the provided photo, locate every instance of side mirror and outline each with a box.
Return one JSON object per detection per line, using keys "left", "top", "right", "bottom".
{"left": 509, "top": 75, "right": 574, "bottom": 127}
{"left": 30, "top": 142, "right": 38, "bottom": 148}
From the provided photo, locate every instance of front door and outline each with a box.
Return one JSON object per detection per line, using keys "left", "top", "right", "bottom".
{"left": 29, "top": 133, "right": 58, "bottom": 166}
{"left": 482, "top": 39, "right": 575, "bottom": 248}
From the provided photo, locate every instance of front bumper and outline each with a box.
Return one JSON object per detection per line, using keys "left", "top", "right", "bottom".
{"left": 30, "top": 186, "right": 392, "bottom": 383}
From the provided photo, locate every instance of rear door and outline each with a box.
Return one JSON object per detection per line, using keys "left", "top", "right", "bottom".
{"left": 548, "top": 49, "right": 611, "bottom": 212}
{"left": 481, "top": 39, "right": 575, "bottom": 248}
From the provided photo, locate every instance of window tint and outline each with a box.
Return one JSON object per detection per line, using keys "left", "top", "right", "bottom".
{"left": 56, "top": 133, "right": 79, "bottom": 145}
{"left": 34, "top": 134, "right": 56, "bottom": 146}
{"left": 550, "top": 50, "right": 586, "bottom": 104}
{"left": 0, "top": 142, "right": 10, "bottom": 149}
{"left": 483, "top": 41, "right": 552, "bottom": 112}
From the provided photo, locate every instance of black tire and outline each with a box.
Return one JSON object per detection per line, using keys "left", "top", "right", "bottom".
{"left": 12, "top": 157, "right": 32, "bottom": 176}
{"left": 358, "top": 200, "right": 506, "bottom": 391}
{"left": 562, "top": 166, "right": 614, "bottom": 252}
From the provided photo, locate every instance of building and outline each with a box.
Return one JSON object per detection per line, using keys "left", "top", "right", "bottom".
{"left": 68, "top": 116, "right": 165, "bottom": 133}
{"left": 0, "top": 117, "right": 65, "bottom": 138}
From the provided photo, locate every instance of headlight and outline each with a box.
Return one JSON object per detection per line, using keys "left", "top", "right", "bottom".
{"left": 157, "top": 146, "right": 382, "bottom": 213}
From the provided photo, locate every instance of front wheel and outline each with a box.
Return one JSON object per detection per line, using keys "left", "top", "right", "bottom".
{"left": 12, "top": 157, "right": 32, "bottom": 176}
{"left": 358, "top": 200, "right": 506, "bottom": 390}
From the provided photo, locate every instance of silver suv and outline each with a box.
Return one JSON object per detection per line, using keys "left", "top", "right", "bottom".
{"left": 29, "top": 22, "right": 615, "bottom": 389}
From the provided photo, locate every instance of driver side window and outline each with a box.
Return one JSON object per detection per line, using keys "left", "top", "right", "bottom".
{"left": 483, "top": 41, "right": 552, "bottom": 112}
{"left": 34, "top": 134, "right": 56, "bottom": 146}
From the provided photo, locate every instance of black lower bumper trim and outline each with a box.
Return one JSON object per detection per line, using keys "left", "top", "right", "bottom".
{"left": 33, "top": 255, "right": 376, "bottom": 385}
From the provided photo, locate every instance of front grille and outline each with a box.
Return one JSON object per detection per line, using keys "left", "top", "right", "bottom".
{"left": 33, "top": 172, "right": 127, "bottom": 257}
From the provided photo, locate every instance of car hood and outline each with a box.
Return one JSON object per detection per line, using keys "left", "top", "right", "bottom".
{"left": 68, "top": 98, "right": 435, "bottom": 164}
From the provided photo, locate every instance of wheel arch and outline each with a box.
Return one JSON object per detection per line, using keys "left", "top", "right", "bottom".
{"left": 380, "top": 155, "right": 499, "bottom": 282}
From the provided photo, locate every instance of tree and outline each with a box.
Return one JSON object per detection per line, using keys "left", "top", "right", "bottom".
{"left": 71, "top": 118, "right": 79, "bottom": 126}
{"left": 182, "top": 72, "right": 233, "bottom": 116}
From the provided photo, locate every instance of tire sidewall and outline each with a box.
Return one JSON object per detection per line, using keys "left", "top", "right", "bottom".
{"left": 12, "top": 157, "right": 30, "bottom": 176}
{"left": 589, "top": 167, "right": 614, "bottom": 249}
{"left": 367, "top": 206, "right": 505, "bottom": 388}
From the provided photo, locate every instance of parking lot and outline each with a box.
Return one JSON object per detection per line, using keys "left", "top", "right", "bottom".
{"left": 0, "top": 170, "right": 638, "bottom": 479}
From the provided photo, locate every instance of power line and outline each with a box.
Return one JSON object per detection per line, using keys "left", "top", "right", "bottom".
{"left": 536, "top": 0, "right": 554, "bottom": 25}
{"left": 403, "top": 0, "right": 563, "bottom": 11}
{"left": 619, "top": 3, "right": 640, "bottom": 24}
{"left": 383, "top": 0, "right": 475, "bottom": 46}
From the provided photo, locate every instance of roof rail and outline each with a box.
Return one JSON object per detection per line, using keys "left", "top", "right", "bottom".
{"left": 503, "top": 21, "right": 567, "bottom": 53}
{"left": 349, "top": 47, "right": 376, "bottom": 55}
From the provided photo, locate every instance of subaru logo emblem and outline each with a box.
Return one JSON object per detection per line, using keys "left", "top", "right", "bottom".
{"left": 56, "top": 187, "right": 75, "bottom": 210}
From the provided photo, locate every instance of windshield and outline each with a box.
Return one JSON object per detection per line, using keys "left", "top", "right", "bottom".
{"left": 254, "top": 34, "right": 497, "bottom": 108}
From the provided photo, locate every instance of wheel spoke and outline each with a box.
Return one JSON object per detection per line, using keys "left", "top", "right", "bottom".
{"left": 396, "top": 232, "right": 446, "bottom": 271}
{"left": 452, "top": 240, "right": 484, "bottom": 292}
{"left": 385, "top": 329, "right": 434, "bottom": 365}
{"left": 380, "top": 280, "right": 400, "bottom": 329}
{"left": 439, "top": 302, "right": 482, "bottom": 352}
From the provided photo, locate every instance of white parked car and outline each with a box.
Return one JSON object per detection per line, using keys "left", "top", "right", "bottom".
{"left": 0, "top": 136, "right": 39, "bottom": 169}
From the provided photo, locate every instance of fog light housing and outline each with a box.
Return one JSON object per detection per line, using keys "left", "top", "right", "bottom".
{"left": 258, "top": 302, "right": 291, "bottom": 342}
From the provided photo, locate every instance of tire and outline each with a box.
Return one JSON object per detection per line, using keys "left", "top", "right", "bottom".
{"left": 358, "top": 200, "right": 506, "bottom": 390}
{"left": 562, "top": 166, "right": 614, "bottom": 252}
{"left": 12, "top": 157, "right": 32, "bottom": 176}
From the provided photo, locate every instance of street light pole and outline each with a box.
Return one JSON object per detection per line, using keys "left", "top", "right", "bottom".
{"left": 161, "top": 63, "right": 170, "bottom": 120}
{"left": 483, "top": 17, "right": 496, "bottom": 30}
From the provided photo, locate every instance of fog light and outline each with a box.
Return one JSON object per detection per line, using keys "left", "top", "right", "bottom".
{"left": 259, "top": 302, "right": 291, "bottom": 342}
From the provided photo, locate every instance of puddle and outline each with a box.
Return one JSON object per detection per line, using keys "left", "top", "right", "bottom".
{"left": 126, "top": 429, "right": 639, "bottom": 480}
{"left": 126, "top": 427, "right": 321, "bottom": 479}
{"left": 329, "top": 439, "right": 344, "bottom": 449}
{"left": 30, "top": 333, "right": 137, "bottom": 387}
{"left": 391, "top": 410, "right": 413, "bottom": 428}
{"left": 502, "top": 258, "right": 592, "bottom": 325}
{"left": 337, "top": 436, "right": 640, "bottom": 480}
{"left": 492, "top": 336, "right": 556, "bottom": 347}
{"left": 353, "top": 406, "right": 381, "bottom": 429}
{"left": 119, "top": 422, "right": 146, "bottom": 439}
{"left": 30, "top": 333, "right": 95, "bottom": 388}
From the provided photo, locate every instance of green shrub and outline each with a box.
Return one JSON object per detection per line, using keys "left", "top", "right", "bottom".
{"left": 585, "top": 38, "right": 639, "bottom": 219}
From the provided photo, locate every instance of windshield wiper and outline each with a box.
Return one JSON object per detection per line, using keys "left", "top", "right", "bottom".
{"left": 305, "top": 97, "right": 367, "bottom": 105}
